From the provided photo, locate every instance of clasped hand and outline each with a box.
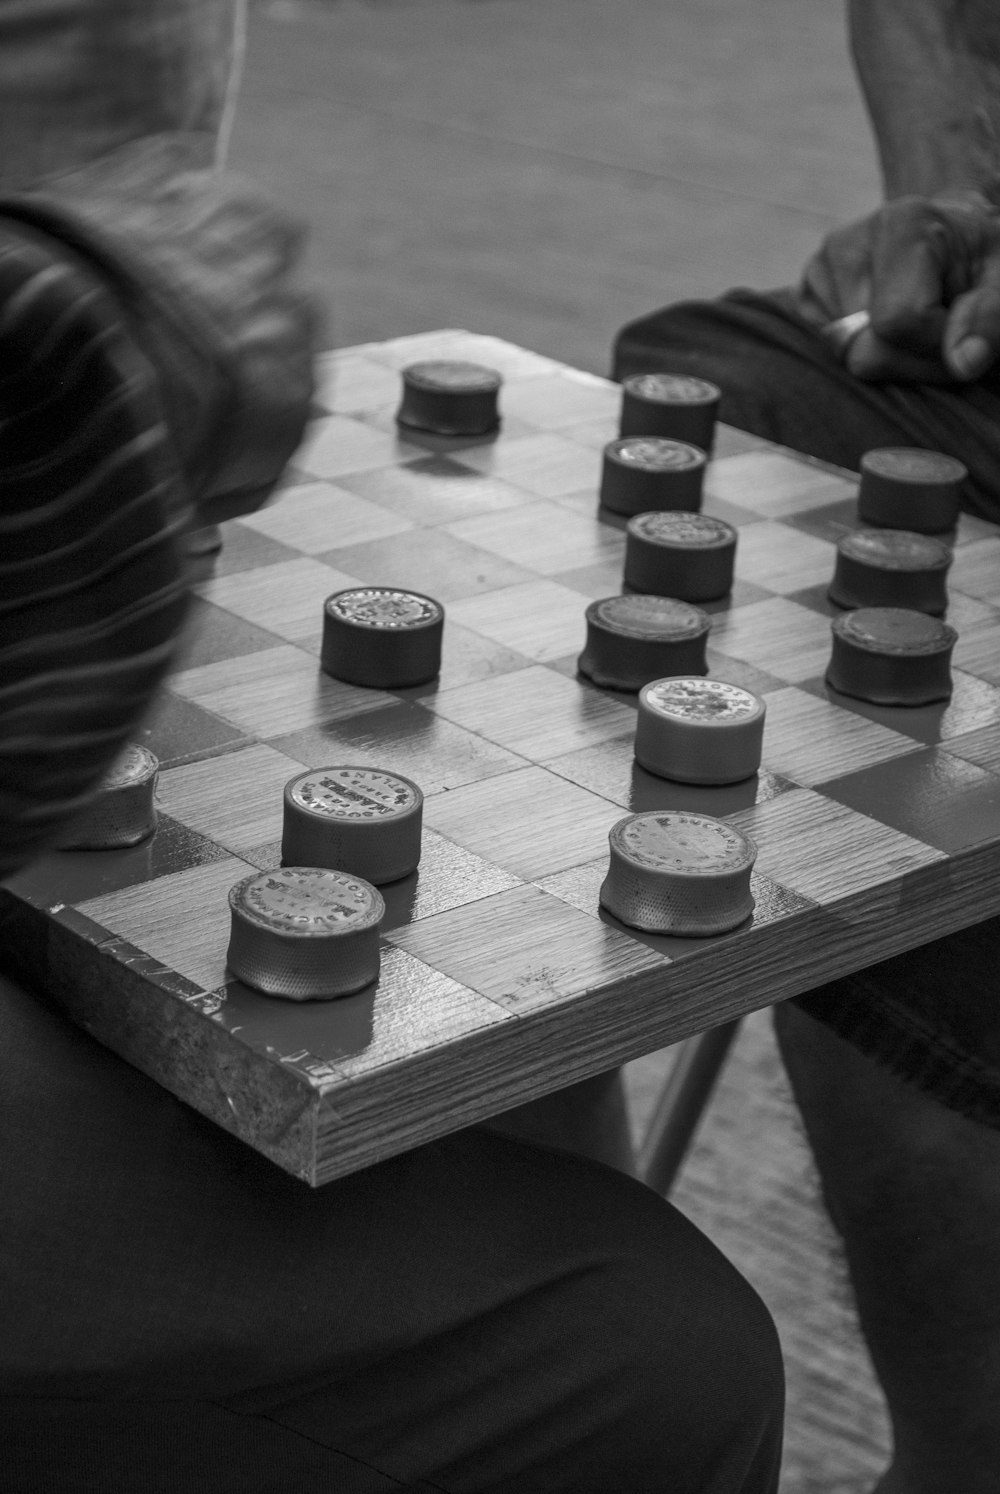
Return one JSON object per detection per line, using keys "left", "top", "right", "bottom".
{"left": 797, "top": 188, "right": 1000, "bottom": 384}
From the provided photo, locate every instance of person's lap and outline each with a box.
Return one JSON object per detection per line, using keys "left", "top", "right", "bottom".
{"left": 0, "top": 973, "right": 783, "bottom": 1493}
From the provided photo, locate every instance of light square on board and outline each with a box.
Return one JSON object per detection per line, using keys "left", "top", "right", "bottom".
{"left": 313, "top": 352, "right": 400, "bottom": 415}
{"left": 269, "top": 699, "right": 527, "bottom": 797}
{"left": 447, "top": 578, "right": 592, "bottom": 663}
{"left": 760, "top": 686, "right": 921, "bottom": 786}
{"left": 423, "top": 766, "right": 623, "bottom": 880}
{"left": 331, "top": 947, "right": 512, "bottom": 1078}
{"left": 704, "top": 450, "right": 856, "bottom": 518}
{"left": 377, "top": 829, "right": 523, "bottom": 930}
{"left": 552, "top": 556, "right": 635, "bottom": 602}
{"left": 499, "top": 370, "right": 620, "bottom": 430}
{"left": 337, "top": 457, "right": 534, "bottom": 526}
{"left": 559, "top": 415, "right": 621, "bottom": 453}
{"left": 426, "top": 620, "right": 532, "bottom": 693}
{"left": 171, "top": 597, "right": 284, "bottom": 672}
{"left": 425, "top": 663, "right": 634, "bottom": 760}
{"left": 948, "top": 536, "right": 1000, "bottom": 604}
{"left": 733, "top": 520, "right": 837, "bottom": 594}
{"left": 238, "top": 482, "right": 413, "bottom": 555}
{"left": 78, "top": 856, "right": 251, "bottom": 993}
{"left": 955, "top": 510, "right": 1000, "bottom": 547}
{"left": 319, "top": 528, "right": 535, "bottom": 603}
{"left": 815, "top": 668, "right": 1000, "bottom": 747}
{"left": 213, "top": 945, "right": 512, "bottom": 1082}
{"left": 730, "top": 787, "right": 945, "bottom": 905}
{"left": 709, "top": 597, "right": 835, "bottom": 682}
{"left": 444, "top": 501, "right": 624, "bottom": 576}
{"left": 171, "top": 645, "right": 394, "bottom": 737}
{"left": 454, "top": 432, "right": 599, "bottom": 498}
{"left": 944, "top": 720, "right": 1000, "bottom": 775}
{"left": 156, "top": 743, "right": 305, "bottom": 853}
{"left": 388, "top": 882, "right": 668, "bottom": 1015}
{"left": 949, "top": 599, "right": 1000, "bottom": 684}
{"left": 296, "top": 413, "right": 420, "bottom": 480}
{"left": 195, "top": 557, "right": 361, "bottom": 652}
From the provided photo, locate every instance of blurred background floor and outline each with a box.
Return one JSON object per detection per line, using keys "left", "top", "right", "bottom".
{"left": 232, "top": 3, "right": 891, "bottom": 1487}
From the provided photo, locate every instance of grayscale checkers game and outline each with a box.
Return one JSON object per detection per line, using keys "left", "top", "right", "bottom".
{"left": 6, "top": 329, "right": 1000, "bottom": 1185}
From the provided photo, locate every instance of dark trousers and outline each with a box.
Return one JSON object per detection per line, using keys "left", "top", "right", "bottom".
{"left": 0, "top": 973, "right": 783, "bottom": 1492}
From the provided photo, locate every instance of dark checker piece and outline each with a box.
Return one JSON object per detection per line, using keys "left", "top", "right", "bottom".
{"left": 827, "top": 607, "right": 957, "bottom": 706}
{"left": 282, "top": 765, "right": 423, "bottom": 884}
{"left": 828, "top": 528, "right": 952, "bottom": 615}
{"left": 618, "top": 372, "right": 720, "bottom": 450}
{"left": 624, "top": 510, "right": 737, "bottom": 601}
{"left": 578, "top": 594, "right": 710, "bottom": 692}
{"left": 600, "top": 436, "right": 706, "bottom": 516}
{"left": 227, "top": 865, "right": 384, "bottom": 1001}
{"left": 396, "top": 360, "right": 502, "bottom": 436}
{"left": 858, "top": 447, "right": 967, "bottom": 533}
{"left": 321, "top": 587, "right": 444, "bottom": 688}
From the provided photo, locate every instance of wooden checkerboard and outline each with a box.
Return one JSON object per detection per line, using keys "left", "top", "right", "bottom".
{"left": 6, "top": 329, "right": 1000, "bottom": 1185}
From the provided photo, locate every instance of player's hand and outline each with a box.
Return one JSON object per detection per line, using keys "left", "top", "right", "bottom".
{"left": 796, "top": 190, "right": 1000, "bottom": 384}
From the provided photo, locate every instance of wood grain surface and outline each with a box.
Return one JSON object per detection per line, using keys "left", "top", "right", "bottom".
{"left": 5, "top": 329, "right": 1000, "bottom": 1186}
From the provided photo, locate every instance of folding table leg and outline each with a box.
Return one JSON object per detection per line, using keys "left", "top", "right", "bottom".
{"left": 638, "top": 1020, "right": 742, "bottom": 1196}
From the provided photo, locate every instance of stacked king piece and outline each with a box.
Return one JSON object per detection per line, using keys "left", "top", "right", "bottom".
{"left": 824, "top": 447, "right": 965, "bottom": 705}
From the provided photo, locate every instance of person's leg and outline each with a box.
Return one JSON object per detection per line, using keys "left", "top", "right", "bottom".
{"left": 484, "top": 1066, "right": 638, "bottom": 1175}
{"left": 774, "top": 999, "right": 1000, "bottom": 1494}
{"left": 613, "top": 288, "right": 1000, "bottom": 523}
{"left": 0, "top": 971, "right": 783, "bottom": 1493}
